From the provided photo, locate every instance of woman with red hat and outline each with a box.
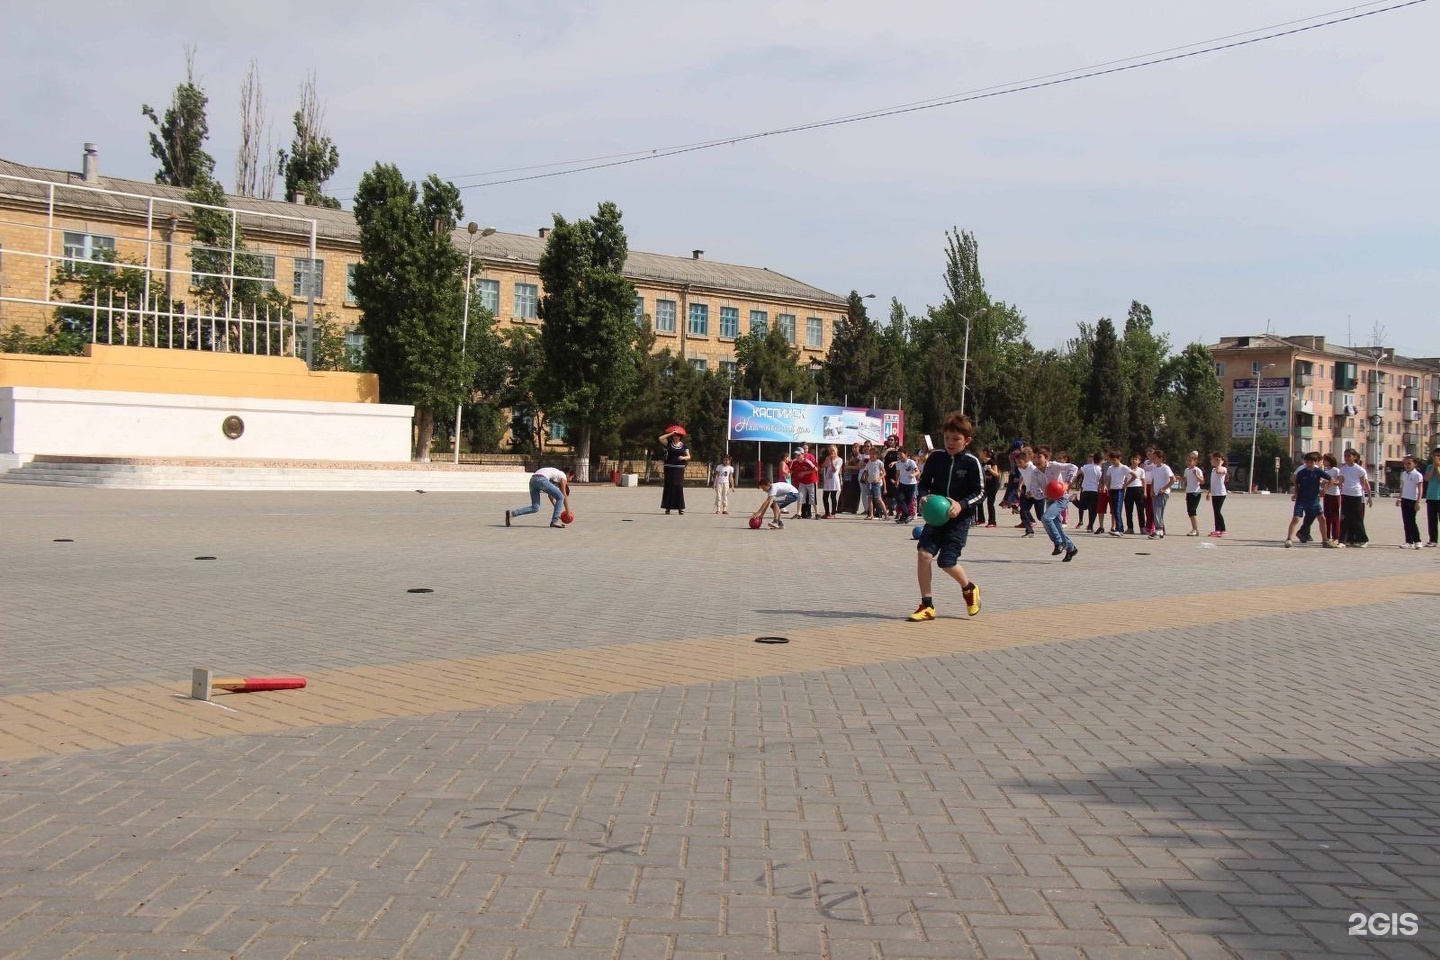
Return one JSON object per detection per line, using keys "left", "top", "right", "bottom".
{"left": 659, "top": 427, "right": 690, "bottom": 514}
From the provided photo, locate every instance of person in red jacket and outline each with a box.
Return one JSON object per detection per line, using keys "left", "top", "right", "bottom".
{"left": 790, "top": 443, "right": 821, "bottom": 519}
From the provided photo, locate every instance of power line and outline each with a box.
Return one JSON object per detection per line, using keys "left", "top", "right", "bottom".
{"left": 337, "top": 0, "right": 1430, "bottom": 198}
{"left": 439, "top": 0, "right": 1407, "bottom": 185}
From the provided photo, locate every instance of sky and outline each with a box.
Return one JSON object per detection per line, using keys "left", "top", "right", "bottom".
{"left": 3, "top": 0, "right": 1437, "bottom": 358}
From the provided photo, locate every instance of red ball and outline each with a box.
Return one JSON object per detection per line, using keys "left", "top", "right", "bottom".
{"left": 560, "top": 510, "right": 575, "bottom": 524}
{"left": 748, "top": 516, "right": 763, "bottom": 529}
{"left": 1044, "top": 479, "right": 1067, "bottom": 500}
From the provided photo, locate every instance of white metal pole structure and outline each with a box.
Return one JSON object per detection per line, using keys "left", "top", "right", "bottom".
{"left": 957, "top": 307, "right": 983, "bottom": 418}
{"left": 454, "top": 222, "right": 496, "bottom": 464}
{"left": 1247, "top": 362, "right": 1275, "bottom": 492}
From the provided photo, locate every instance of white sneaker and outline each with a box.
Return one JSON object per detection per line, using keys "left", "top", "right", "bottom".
{"left": 1284, "top": 539, "right": 1292, "bottom": 548}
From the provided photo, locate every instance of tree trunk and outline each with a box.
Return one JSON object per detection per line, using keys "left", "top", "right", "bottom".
{"left": 414, "top": 408, "right": 434, "bottom": 462}
{"left": 574, "top": 422, "right": 592, "bottom": 483}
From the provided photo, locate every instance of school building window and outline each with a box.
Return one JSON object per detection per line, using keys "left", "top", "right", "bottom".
{"left": 238, "top": 253, "right": 275, "bottom": 294}
{"left": 689, "top": 358, "right": 707, "bottom": 372}
{"left": 749, "top": 310, "right": 767, "bottom": 336}
{"left": 633, "top": 296, "right": 645, "bottom": 326}
{"left": 344, "top": 328, "right": 365, "bottom": 367}
{"left": 514, "top": 283, "right": 538, "bottom": 319}
{"left": 719, "top": 359, "right": 738, "bottom": 379}
{"left": 293, "top": 257, "right": 324, "bottom": 298}
{"left": 61, "top": 231, "right": 115, "bottom": 271}
{"left": 344, "top": 262, "right": 357, "bottom": 304}
{"left": 688, "top": 303, "right": 709, "bottom": 336}
{"left": 778, "top": 313, "right": 796, "bottom": 344}
{"left": 655, "top": 299, "right": 677, "bottom": 333}
{"left": 719, "top": 306, "right": 739, "bottom": 339}
{"left": 806, "top": 316, "right": 823, "bottom": 348}
{"left": 549, "top": 420, "right": 568, "bottom": 442}
{"left": 476, "top": 279, "right": 499, "bottom": 313}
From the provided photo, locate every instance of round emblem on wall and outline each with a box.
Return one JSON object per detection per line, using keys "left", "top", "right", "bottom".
{"left": 221, "top": 415, "right": 245, "bottom": 440}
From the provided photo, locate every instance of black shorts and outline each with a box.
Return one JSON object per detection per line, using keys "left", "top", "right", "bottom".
{"left": 1186, "top": 492, "right": 1203, "bottom": 517}
{"left": 917, "top": 516, "right": 973, "bottom": 568}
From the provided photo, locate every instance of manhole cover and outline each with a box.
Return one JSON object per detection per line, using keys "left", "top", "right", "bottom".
{"left": 53, "top": 538, "right": 73, "bottom": 543}
{"left": 407, "top": 588, "right": 434, "bottom": 594}
{"left": 754, "top": 636, "right": 790, "bottom": 645}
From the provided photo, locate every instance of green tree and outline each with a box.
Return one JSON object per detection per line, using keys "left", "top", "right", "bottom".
{"left": 352, "top": 163, "right": 476, "bottom": 460}
{"left": 50, "top": 256, "right": 168, "bottom": 346}
{"left": 734, "top": 323, "right": 812, "bottom": 401}
{"left": 499, "top": 326, "right": 547, "bottom": 453}
{"left": 534, "top": 201, "right": 640, "bottom": 481}
{"left": 1157, "top": 342, "right": 1226, "bottom": 463}
{"left": 278, "top": 72, "right": 341, "bottom": 208}
{"left": 822, "top": 291, "right": 884, "bottom": 404}
{"left": 1084, "top": 317, "right": 1127, "bottom": 449}
{"left": 1122, "top": 301, "right": 1170, "bottom": 451}
{"left": 142, "top": 47, "right": 215, "bottom": 189}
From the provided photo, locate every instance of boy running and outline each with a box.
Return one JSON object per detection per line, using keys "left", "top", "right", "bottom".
{"left": 907, "top": 413, "right": 984, "bottom": 621}
{"left": 1036, "top": 446, "right": 1080, "bottom": 559}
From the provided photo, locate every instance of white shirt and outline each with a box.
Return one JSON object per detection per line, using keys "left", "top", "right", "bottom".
{"left": 1209, "top": 464, "right": 1228, "bottom": 496}
{"left": 1148, "top": 463, "right": 1175, "bottom": 493}
{"left": 1338, "top": 463, "right": 1368, "bottom": 497}
{"left": 1326, "top": 466, "right": 1342, "bottom": 495}
{"left": 1107, "top": 463, "right": 1132, "bottom": 490}
{"left": 713, "top": 464, "right": 734, "bottom": 489}
{"left": 821, "top": 457, "right": 841, "bottom": 491}
{"left": 1080, "top": 462, "right": 1102, "bottom": 492}
{"left": 1184, "top": 465, "right": 1204, "bottom": 494}
{"left": 862, "top": 459, "right": 885, "bottom": 484}
{"left": 1401, "top": 468, "right": 1423, "bottom": 501}
{"left": 897, "top": 457, "right": 920, "bottom": 485}
{"left": 1127, "top": 465, "right": 1145, "bottom": 489}
{"left": 1020, "top": 464, "right": 1046, "bottom": 497}
{"left": 1046, "top": 462, "right": 1079, "bottom": 487}
{"left": 769, "top": 480, "right": 799, "bottom": 499}
{"left": 533, "top": 466, "right": 567, "bottom": 485}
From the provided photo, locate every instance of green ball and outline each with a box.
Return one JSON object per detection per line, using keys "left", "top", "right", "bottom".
{"left": 921, "top": 495, "right": 953, "bottom": 527}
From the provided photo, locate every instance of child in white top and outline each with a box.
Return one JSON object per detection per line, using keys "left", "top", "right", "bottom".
{"left": 894, "top": 450, "right": 920, "bottom": 522}
{"left": 713, "top": 455, "right": 736, "bottom": 514}
{"left": 1106, "top": 449, "right": 1133, "bottom": 536}
{"left": 1398, "top": 455, "right": 1423, "bottom": 548}
{"left": 1183, "top": 451, "right": 1205, "bottom": 536}
{"left": 1146, "top": 449, "right": 1176, "bottom": 539}
{"left": 1337, "top": 448, "right": 1371, "bottom": 546}
{"left": 1206, "top": 452, "right": 1228, "bottom": 536}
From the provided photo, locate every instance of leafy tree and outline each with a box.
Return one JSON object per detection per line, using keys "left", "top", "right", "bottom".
{"left": 1122, "top": 301, "right": 1170, "bottom": 451}
{"left": 498, "top": 326, "right": 547, "bottom": 453}
{"left": 185, "top": 174, "right": 267, "bottom": 319}
{"left": 1, "top": 323, "right": 85, "bottom": 356}
{"left": 1157, "top": 342, "right": 1226, "bottom": 462}
{"left": 534, "top": 201, "right": 640, "bottom": 481}
{"left": 278, "top": 72, "right": 341, "bottom": 208}
{"left": 352, "top": 163, "right": 478, "bottom": 460}
{"left": 142, "top": 47, "right": 215, "bottom": 189}
{"left": 1084, "top": 317, "right": 1127, "bottom": 449}
{"left": 822, "top": 291, "right": 885, "bottom": 404}
{"left": 1004, "top": 344, "right": 1083, "bottom": 453}
{"left": 733, "top": 323, "right": 812, "bottom": 401}
{"left": 50, "top": 256, "right": 167, "bottom": 345}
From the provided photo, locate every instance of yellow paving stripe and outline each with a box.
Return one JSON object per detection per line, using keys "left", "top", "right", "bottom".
{"left": 1, "top": 571, "right": 1433, "bottom": 761}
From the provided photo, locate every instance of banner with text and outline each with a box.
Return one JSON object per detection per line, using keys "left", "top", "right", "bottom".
{"left": 728, "top": 400, "right": 904, "bottom": 447}
{"left": 1231, "top": 377, "right": 1292, "bottom": 438}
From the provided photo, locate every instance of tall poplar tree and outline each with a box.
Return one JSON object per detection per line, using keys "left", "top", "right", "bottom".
{"left": 534, "top": 201, "right": 639, "bottom": 481}
{"left": 1085, "top": 317, "right": 1128, "bottom": 448}
{"left": 352, "top": 163, "right": 476, "bottom": 459}
{"left": 142, "top": 47, "right": 214, "bottom": 189}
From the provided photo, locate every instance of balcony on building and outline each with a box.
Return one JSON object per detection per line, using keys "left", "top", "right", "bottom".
{"left": 1294, "top": 361, "right": 1314, "bottom": 387}
{"left": 1334, "top": 362, "right": 1358, "bottom": 391}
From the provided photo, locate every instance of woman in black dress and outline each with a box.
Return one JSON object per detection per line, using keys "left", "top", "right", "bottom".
{"left": 660, "top": 429, "right": 690, "bottom": 514}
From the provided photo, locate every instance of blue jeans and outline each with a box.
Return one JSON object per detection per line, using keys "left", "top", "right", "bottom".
{"left": 1041, "top": 499, "right": 1074, "bottom": 550}
{"left": 1021, "top": 496, "right": 1043, "bottom": 532}
{"left": 513, "top": 475, "right": 564, "bottom": 523}
{"left": 1152, "top": 492, "right": 1169, "bottom": 532}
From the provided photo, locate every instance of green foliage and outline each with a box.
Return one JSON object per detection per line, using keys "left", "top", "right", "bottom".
{"left": 142, "top": 49, "right": 214, "bottom": 189}
{"left": 278, "top": 73, "right": 341, "bottom": 209}
{"left": 1229, "top": 426, "right": 1290, "bottom": 492}
{"left": 1157, "top": 342, "right": 1227, "bottom": 463}
{"left": 1, "top": 323, "right": 85, "bottom": 356}
{"left": 185, "top": 174, "right": 268, "bottom": 316}
{"left": 1083, "top": 317, "right": 1127, "bottom": 449}
{"left": 734, "top": 323, "right": 812, "bottom": 401}
{"left": 534, "top": 201, "right": 640, "bottom": 477}
{"left": 822, "top": 291, "right": 886, "bottom": 404}
{"left": 353, "top": 163, "right": 482, "bottom": 458}
{"left": 1122, "top": 301, "right": 1170, "bottom": 451}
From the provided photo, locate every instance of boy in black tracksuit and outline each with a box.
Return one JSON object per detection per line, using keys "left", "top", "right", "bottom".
{"left": 908, "top": 413, "right": 985, "bottom": 621}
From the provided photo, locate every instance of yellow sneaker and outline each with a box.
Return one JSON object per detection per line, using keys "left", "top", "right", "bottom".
{"left": 906, "top": 602, "right": 936, "bottom": 622}
{"left": 963, "top": 583, "right": 981, "bottom": 617}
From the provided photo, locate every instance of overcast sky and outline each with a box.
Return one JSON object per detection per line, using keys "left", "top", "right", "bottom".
{"left": 3, "top": 0, "right": 1436, "bottom": 358}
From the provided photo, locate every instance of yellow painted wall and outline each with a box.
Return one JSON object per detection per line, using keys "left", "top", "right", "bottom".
{"left": 0, "top": 344, "right": 378, "bottom": 404}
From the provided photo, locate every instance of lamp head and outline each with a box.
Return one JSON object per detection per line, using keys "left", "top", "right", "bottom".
{"left": 467, "top": 222, "right": 478, "bottom": 235}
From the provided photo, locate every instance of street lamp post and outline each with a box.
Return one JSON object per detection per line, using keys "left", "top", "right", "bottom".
{"left": 454, "top": 222, "right": 496, "bottom": 465}
{"left": 958, "top": 308, "right": 983, "bottom": 418}
{"left": 1247, "top": 362, "right": 1275, "bottom": 492}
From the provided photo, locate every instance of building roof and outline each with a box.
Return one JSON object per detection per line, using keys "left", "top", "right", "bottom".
{"left": 1, "top": 155, "right": 847, "bottom": 307}
{"left": 1208, "top": 333, "right": 1440, "bottom": 373}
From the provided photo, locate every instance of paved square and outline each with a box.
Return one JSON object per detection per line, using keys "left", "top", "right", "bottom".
{"left": 1, "top": 484, "right": 1437, "bottom": 958}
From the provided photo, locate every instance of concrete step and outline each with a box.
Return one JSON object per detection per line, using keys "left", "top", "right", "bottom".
{"left": 0, "top": 461, "right": 530, "bottom": 492}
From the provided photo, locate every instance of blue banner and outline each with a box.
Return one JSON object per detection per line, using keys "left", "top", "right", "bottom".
{"left": 728, "top": 400, "right": 904, "bottom": 446}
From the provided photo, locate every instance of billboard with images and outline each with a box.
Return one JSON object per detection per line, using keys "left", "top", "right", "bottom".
{"left": 1231, "top": 377, "right": 1292, "bottom": 438}
{"left": 728, "top": 400, "right": 904, "bottom": 446}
